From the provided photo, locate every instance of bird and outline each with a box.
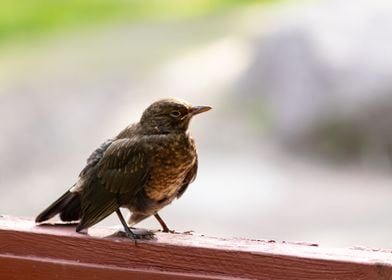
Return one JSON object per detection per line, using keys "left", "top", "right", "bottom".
{"left": 35, "top": 98, "right": 211, "bottom": 240}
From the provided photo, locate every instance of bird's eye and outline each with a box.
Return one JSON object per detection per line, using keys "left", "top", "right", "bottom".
{"left": 170, "top": 110, "right": 181, "bottom": 118}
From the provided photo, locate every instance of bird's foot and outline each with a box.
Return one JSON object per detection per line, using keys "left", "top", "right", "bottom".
{"left": 112, "top": 227, "right": 155, "bottom": 243}
{"left": 130, "top": 227, "right": 156, "bottom": 239}
{"left": 114, "top": 209, "right": 155, "bottom": 244}
{"left": 158, "top": 228, "right": 194, "bottom": 234}
{"left": 160, "top": 226, "right": 175, "bottom": 233}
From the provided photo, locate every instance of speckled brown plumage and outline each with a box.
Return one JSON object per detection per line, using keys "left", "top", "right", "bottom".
{"left": 35, "top": 98, "right": 211, "bottom": 238}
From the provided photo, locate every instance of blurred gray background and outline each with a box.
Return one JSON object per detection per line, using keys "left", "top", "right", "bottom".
{"left": 1, "top": 0, "right": 392, "bottom": 248}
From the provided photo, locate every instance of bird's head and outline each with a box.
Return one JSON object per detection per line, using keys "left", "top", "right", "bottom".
{"left": 140, "top": 98, "right": 211, "bottom": 134}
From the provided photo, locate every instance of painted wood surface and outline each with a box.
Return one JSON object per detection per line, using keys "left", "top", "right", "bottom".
{"left": 0, "top": 215, "right": 392, "bottom": 279}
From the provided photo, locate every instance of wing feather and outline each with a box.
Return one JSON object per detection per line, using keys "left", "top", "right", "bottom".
{"left": 97, "top": 138, "right": 149, "bottom": 194}
{"left": 77, "top": 138, "right": 150, "bottom": 230}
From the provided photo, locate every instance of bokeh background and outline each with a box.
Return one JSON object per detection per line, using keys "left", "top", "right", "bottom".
{"left": 2, "top": 0, "right": 392, "bottom": 248}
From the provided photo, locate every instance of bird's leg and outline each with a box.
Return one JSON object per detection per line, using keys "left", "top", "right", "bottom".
{"left": 115, "top": 209, "right": 137, "bottom": 242}
{"left": 115, "top": 209, "right": 155, "bottom": 242}
{"left": 154, "top": 213, "right": 172, "bottom": 233}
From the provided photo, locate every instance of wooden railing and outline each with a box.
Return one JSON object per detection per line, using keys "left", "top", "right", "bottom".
{"left": 0, "top": 215, "right": 391, "bottom": 279}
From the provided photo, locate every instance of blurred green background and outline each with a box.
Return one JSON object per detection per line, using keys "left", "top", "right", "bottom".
{"left": 0, "top": 0, "right": 268, "bottom": 43}
{"left": 2, "top": 0, "right": 392, "bottom": 249}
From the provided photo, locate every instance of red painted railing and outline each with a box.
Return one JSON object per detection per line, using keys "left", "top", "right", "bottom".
{"left": 0, "top": 216, "right": 392, "bottom": 279}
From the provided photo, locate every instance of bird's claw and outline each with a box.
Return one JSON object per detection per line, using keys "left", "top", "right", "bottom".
{"left": 111, "top": 228, "right": 156, "bottom": 243}
{"left": 129, "top": 227, "right": 156, "bottom": 239}
{"left": 160, "top": 228, "right": 175, "bottom": 233}
{"left": 158, "top": 229, "right": 194, "bottom": 234}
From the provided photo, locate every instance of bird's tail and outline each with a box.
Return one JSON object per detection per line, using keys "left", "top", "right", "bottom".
{"left": 35, "top": 190, "right": 82, "bottom": 223}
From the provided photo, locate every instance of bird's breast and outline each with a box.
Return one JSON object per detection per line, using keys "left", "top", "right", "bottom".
{"left": 144, "top": 134, "right": 197, "bottom": 201}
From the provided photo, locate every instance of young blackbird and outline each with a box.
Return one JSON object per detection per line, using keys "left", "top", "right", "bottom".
{"left": 35, "top": 98, "right": 211, "bottom": 239}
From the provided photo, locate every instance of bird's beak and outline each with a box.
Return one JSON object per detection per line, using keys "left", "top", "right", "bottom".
{"left": 189, "top": 105, "right": 212, "bottom": 116}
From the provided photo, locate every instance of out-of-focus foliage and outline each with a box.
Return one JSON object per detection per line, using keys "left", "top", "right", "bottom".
{"left": 0, "top": 0, "right": 275, "bottom": 43}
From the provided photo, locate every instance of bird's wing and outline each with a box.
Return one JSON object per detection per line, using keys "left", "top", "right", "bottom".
{"left": 77, "top": 138, "right": 150, "bottom": 231}
{"left": 97, "top": 138, "right": 150, "bottom": 194}
{"left": 79, "top": 139, "right": 114, "bottom": 177}
{"left": 176, "top": 156, "right": 198, "bottom": 199}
